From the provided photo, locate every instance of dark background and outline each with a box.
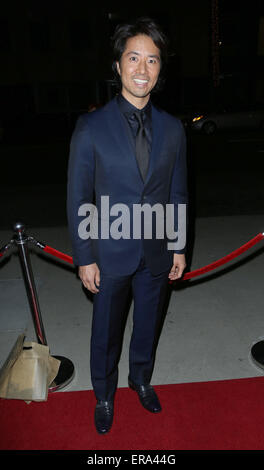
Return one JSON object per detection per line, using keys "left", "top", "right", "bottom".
{"left": 0, "top": 0, "right": 264, "bottom": 231}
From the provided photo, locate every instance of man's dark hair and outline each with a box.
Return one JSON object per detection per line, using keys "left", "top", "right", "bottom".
{"left": 111, "top": 17, "right": 169, "bottom": 92}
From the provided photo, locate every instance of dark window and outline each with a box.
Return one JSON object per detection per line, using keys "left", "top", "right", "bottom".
{"left": 0, "top": 19, "right": 11, "bottom": 52}
{"left": 29, "top": 20, "right": 50, "bottom": 52}
{"left": 69, "top": 19, "right": 91, "bottom": 51}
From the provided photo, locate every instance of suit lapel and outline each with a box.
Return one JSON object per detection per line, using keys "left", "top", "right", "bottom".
{"left": 106, "top": 98, "right": 144, "bottom": 187}
{"left": 145, "top": 104, "right": 164, "bottom": 184}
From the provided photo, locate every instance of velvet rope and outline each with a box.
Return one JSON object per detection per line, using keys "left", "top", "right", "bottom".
{"left": 43, "top": 245, "right": 74, "bottom": 264}
{"left": 181, "top": 232, "right": 264, "bottom": 281}
{"left": 42, "top": 233, "right": 264, "bottom": 282}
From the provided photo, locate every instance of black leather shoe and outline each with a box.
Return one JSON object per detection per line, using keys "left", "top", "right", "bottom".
{"left": 128, "top": 379, "right": 162, "bottom": 413}
{"left": 94, "top": 400, "right": 114, "bottom": 434}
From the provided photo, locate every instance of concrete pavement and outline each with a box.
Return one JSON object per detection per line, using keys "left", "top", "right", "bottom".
{"left": 0, "top": 214, "right": 264, "bottom": 392}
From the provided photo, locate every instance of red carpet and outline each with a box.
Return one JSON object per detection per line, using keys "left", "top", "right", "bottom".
{"left": 1, "top": 377, "right": 264, "bottom": 450}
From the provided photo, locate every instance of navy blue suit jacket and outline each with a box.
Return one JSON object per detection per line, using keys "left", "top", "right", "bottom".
{"left": 67, "top": 96, "right": 188, "bottom": 276}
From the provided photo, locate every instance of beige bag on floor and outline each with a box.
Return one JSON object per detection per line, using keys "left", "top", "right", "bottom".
{"left": 0, "top": 333, "right": 60, "bottom": 402}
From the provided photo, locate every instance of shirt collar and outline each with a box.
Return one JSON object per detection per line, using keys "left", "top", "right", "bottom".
{"left": 117, "top": 93, "right": 152, "bottom": 120}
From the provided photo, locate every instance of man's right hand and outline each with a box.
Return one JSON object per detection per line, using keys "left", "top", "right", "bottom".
{"left": 79, "top": 263, "right": 100, "bottom": 294}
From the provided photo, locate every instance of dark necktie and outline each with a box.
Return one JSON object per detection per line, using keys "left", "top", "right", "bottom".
{"left": 134, "top": 110, "right": 149, "bottom": 181}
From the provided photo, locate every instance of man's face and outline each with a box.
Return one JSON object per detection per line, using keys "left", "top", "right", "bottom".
{"left": 116, "top": 34, "right": 161, "bottom": 108}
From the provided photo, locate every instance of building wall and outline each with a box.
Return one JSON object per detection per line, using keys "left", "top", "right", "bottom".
{"left": 0, "top": 1, "right": 263, "bottom": 123}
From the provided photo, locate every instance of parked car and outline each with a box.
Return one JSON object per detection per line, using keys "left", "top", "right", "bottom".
{"left": 190, "top": 106, "right": 264, "bottom": 134}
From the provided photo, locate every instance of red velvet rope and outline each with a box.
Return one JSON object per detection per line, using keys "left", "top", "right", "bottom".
{"left": 43, "top": 245, "right": 74, "bottom": 264}
{"left": 42, "top": 232, "right": 264, "bottom": 282}
{"left": 181, "top": 232, "right": 264, "bottom": 281}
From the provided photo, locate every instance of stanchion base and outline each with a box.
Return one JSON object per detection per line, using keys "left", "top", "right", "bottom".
{"left": 48, "top": 355, "right": 75, "bottom": 392}
{"left": 251, "top": 341, "right": 264, "bottom": 371}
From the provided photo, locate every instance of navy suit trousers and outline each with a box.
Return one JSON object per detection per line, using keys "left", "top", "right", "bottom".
{"left": 90, "top": 257, "right": 170, "bottom": 401}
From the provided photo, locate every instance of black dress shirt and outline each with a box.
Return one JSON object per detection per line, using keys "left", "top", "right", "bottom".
{"left": 116, "top": 93, "right": 152, "bottom": 154}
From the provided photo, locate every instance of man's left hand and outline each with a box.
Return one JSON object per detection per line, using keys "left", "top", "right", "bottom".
{"left": 168, "top": 254, "right": 186, "bottom": 281}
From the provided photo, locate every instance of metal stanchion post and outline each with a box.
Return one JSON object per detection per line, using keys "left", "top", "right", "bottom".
{"left": 13, "top": 222, "right": 75, "bottom": 392}
{"left": 14, "top": 222, "right": 48, "bottom": 345}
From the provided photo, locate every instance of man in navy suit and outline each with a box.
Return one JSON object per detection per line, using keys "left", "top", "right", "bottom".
{"left": 67, "top": 17, "right": 188, "bottom": 434}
